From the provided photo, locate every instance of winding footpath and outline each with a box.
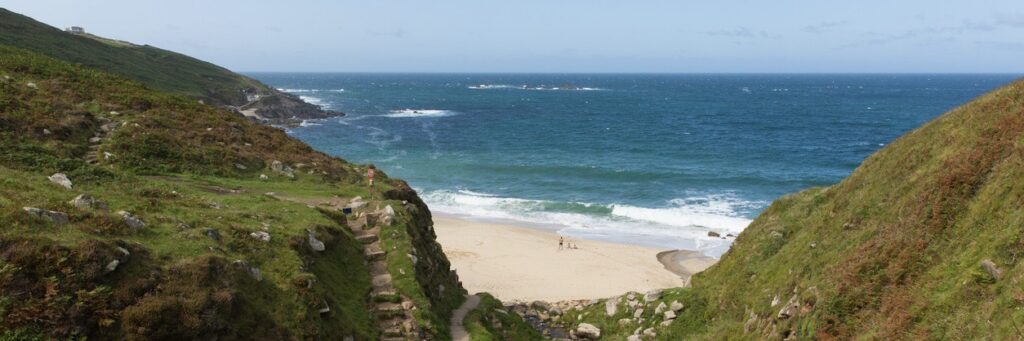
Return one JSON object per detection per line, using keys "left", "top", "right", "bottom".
{"left": 451, "top": 294, "right": 481, "bottom": 341}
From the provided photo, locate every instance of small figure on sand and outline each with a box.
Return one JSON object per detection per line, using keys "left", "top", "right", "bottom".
{"left": 558, "top": 236, "right": 564, "bottom": 250}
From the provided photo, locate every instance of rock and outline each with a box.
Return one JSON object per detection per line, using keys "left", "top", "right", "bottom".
{"left": 270, "top": 160, "right": 295, "bottom": 178}
{"left": 530, "top": 300, "right": 550, "bottom": 311}
{"left": 234, "top": 163, "right": 247, "bottom": 170}
{"left": 42, "top": 128, "right": 52, "bottom": 135}
{"left": 777, "top": 294, "right": 799, "bottom": 319}
{"left": 307, "top": 230, "right": 325, "bottom": 251}
{"left": 250, "top": 231, "right": 271, "bottom": 242}
{"left": 408, "top": 253, "right": 418, "bottom": 264}
{"left": 664, "top": 310, "right": 676, "bottom": 320}
{"left": 103, "top": 152, "right": 114, "bottom": 160}
{"left": 605, "top": 296, "right": 619, "bottom": 316}
{"left": 248, "top": 266, "right": 263, "bottom": 281}
{"left": 116, "top": 247, "right": 131, "bottom": 257}
{"left": 626, "top": 292, "right": 636, "bottom": 301}
{"left": 22, "top": 207, "right": 69, "bottom": 225}
{"left": 644, "top": 289, "right": 662, "bottom": 302}
{"left": 259, "top": 174, "right": 269, "bottom": 180}
{"left": 117, "top": 211, "right": 145, "bottom": 229}
{"left": 980, "top": 259, "right": 1004, "bottom": 281}
{"left": 643, "top": 327, "right": 657, "bottom": 338}
{"left": 655, "top": 302, "right": 667, "bottom": 314}
{"left": 617, "top": 318, "right": 631, "bottom": 326}
{"left": 203, "top": 228, "right": 221, "bottom": 241}
{"left": 770, "top": 230, "right": 784, "bottom": 238}
{"left": 105, "top": 259, "right": 120, "bottom": 273}
{"left": 670, "top": 300, "right": 684, "bottom": 312}
{"left": 318, "top": 301, "right": 330, "bottom": 314}
{"left": 89, "top": 137, "right": 102, "bottom": 143}
{"left": 25, "top": 82, "right": 37, "bottom": 89}
{"left": 708, "top": 231, "right": 721, "bottom": 237}
{"left": 48, "top": 173, "right": 73, "bottom": 189}
{"left": 575, "top": 323, "right": 601, "bottom": 339}
{"left": 633, "top": 308, "right": 644, "bottom": 319}
{"left": 109, "top": 111, "right": 120, "bottom": 116}
{"left": 628, "top": 299, "right": 639, "bottom": 310}
{"left": 627, "top": 335, "right": 642, "bottom": 341}
{"left": 771, "top": 295, "right": 781, "bottom": 307}
{"left": 69, "top": 194, "right": 106, "bottom": 210}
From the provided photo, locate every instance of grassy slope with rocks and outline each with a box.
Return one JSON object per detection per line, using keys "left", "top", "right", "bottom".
{"left": 0, "top": 45, "right": 462, "bottom": 340}
{"left": 0, "top": 8, "right": 335, "bottom": 123}
{"left": 553, "top": 79, "right": 1024, "bottom": 339}
{"left": 464, "top": 294, "right": 542, "bottom": 341}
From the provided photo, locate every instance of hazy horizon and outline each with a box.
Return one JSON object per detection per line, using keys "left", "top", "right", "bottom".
{"left": 3, "top": 1, "right": 1023, "bottom": 73}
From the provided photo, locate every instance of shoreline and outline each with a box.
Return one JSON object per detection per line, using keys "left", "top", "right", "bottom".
{"left": 432, "top": 214, "right": 717, "bottom": 302}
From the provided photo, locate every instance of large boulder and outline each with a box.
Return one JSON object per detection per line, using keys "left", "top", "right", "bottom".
{"left": 575, "top": 323, "right": 601, "bottom": 339}
{"left": 23, "top": 207, "right": 69, "bottom": 225}
{"left": 48, "top": 173, "right": 73, "bottom": 189}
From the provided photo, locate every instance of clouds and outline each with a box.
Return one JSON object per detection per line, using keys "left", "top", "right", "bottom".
{"left": 705, "top": 27, "right": 780, "bottom": 39}
{"left": 841, "top": 12, "right": 1024, "bottom": 49}
{"left": 802, "top": 21, "right": 848, "bottom": 34}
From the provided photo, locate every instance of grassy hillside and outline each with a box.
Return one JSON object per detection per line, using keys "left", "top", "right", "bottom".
{"left": 0, "top": 45, "right": 462, "bottom": 339}
{"left": 0, "top": 8, "right": 333, "bottom": 122}
{"left": 555, "top": 79, "right": 1024, "bottom": 339}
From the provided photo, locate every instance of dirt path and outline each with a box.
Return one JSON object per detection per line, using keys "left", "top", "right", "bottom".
{"left": 450, "top": 294, "right": 481, "bottom": 341}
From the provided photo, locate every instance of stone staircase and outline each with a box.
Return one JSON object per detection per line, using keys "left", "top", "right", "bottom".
{"left": 85, "top": 120, "right": 121, "bottom": 165}
{"left": 348, "top": 211, "right": 421, "bottom": 340}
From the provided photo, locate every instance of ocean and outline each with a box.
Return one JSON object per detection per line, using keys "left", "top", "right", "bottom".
{"left": 247, "top": 73, "right": 1019, "bottom": 257}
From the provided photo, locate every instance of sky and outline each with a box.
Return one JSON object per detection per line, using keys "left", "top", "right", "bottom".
{"left": 2, "top": 0, "right": 1023, "bottom": 73}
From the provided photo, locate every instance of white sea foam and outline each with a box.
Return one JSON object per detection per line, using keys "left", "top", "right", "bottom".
{"left": 421, "top": 189, "right": 757, "bottom": 258}
{"left": 299, "top": 95, "right": 327, "bottom": 109}
{"left": 384, "top": 109, "right": 459, "bottom": 118}
{"left": 278, "top": 88, "right": 345, "bottom": 93}
{"left": 298, "top": 119, "right": 323, "bottom": 127}
{"left": 468, "top": 84, "right": 607, "bottom": 91}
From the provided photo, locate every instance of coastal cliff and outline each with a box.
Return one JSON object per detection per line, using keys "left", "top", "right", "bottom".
{"left": 0, "top": 45, "right": 462, "bottom": 339}
{"left": 0, "top": 8, "right": 340, "bottom": 126}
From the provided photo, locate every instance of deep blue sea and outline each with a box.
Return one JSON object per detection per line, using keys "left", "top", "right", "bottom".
{"left": 247, "top": 73, "right": 1019, "bottom": 257}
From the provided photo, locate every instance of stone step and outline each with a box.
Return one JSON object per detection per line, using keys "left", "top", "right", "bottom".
{"left": 365, "top": 249, "right": 385, "bottom": 261}
{"left": 372, "top": 286, "right": 398, "bottom": 297}
{"left": 355, "top": 233, "right": 378, "bottom": 244}
{"left": 372, "top": 274, "right": 393, "bottom": 288}
{"left": 375, "top": 303, "right": 405, "bottom": 320}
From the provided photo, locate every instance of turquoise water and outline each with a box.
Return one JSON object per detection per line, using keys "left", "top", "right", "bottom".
{"left": 248, "top": 73, "right": 1018, "bottom": 257}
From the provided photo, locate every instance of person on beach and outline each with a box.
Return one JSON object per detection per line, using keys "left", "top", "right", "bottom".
{"left": 559, "top": 236, "right": 564, "bottom": 250}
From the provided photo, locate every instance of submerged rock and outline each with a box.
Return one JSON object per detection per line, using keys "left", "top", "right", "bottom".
{"left": 22, "top": 207, "right": 69, "bottom": 225}
{"left": 48, "top": 173, "right": 73, "bottom": 189}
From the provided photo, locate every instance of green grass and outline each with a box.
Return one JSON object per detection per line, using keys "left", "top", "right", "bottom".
{"left": 559, "top": 78, "right": 1024, "bottom": 340}
{"left": 0, "top": 45, "right": 462, "bottom": 339}
{"left": 464, "top": 293, "right": 542, "bottom": 341}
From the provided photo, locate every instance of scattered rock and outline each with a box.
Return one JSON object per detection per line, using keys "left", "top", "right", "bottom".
{"left": 644, "top": 289, "right": 662, "bottom": 302}
{"left": 105, "top": 259, "right": 120, "bottom": 273}
{"left": 627, "top": 335, "right": 642, "bottom": 341}
{"left": 655, "top": 302, "right": 667, "bottom": 315}
{"left": 771, "top": 295, "right": 781, "bottom": 307}
{"left": 249, "top": 266, "right": 263, "bottom": 281}
{"left": 117, "top": 211, "right": 145, "bottom": 229}
{"left": 42, "top": 128, "right": 52, "bottom": 135}
{"left": 980, "top": 259, "right": 1004, "bottom": 281}
{"left": 627, "top": 292, "right": 636, "bottom": 301}
{"left": 270, "top": 160, "right": 295, "bottom": 178}
{"left": 259, "top": 174, "right": 269, "bottom": 180}
{"left": 250, "top": 231, "right": 271, "bottom": 242}
{"left": 770, "top": 230, "right": 784, "bottom": 238}
{"left": 203, "top": 228, "right": 221, "bottom": 241}
{"left": 69, "top": 194, "right": 107, "bottom": 210}
{"left": 531, "top": 301, "right": 550, "bottom": 311}
{"left": 605, "top": 296, "right": 619, "bottom": 316}
{"left": 48, "top": 173, "right": 73, "bottom": 189}
{"left": 89, "top": 137, "right": 102, "bottom": 143}
{"left": 408, "top": 253, "right": 418, "bottom": 264}
{"left": 307, "top": 230, "right": 325, "bottom": 251}
{"left": 664, "top": 310, "right": 676, "bottom": 320}
{"left": 22, "top": 207, "right": 69, "bottom": 225}
{"left": 842, "top": 222, "right": 856, "bottom": 229}
{"left": 109, "top": 111, "right": 120, "bottom": 116}
{"left": 116, "top": 247, "right": 131, "bottom": 257}
{"left": 633, "top": 308, "right": 644, "bottom": 319}
{"left": 103, "top": 152, "right": 114, "bottom": 160}
{"left": 670, "top": 300, "right": 684, "bottom": 312}
{"left": 643, "top": 327, "right": 657, "bottom": 338}
{"left": 777, "top": 294, "right": 799, "bottom": 319}
{"left": 25, "top": 82, "right": 37, "bottom": 89}
{"left": 234, "top": 163, "right": 248, "bottom": 170}
{"left": 708, "top": 231, "right": 721, "bottom": 237}
{"left": 617, "top": 318, "right": 632, "bottom": 326}
{"left": 575, "top": 323, "right": 601, "bottom": 339}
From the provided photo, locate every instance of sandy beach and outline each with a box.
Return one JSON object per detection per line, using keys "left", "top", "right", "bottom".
{"left": 433, "top": 215, "right": 717, "bottom": 302}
